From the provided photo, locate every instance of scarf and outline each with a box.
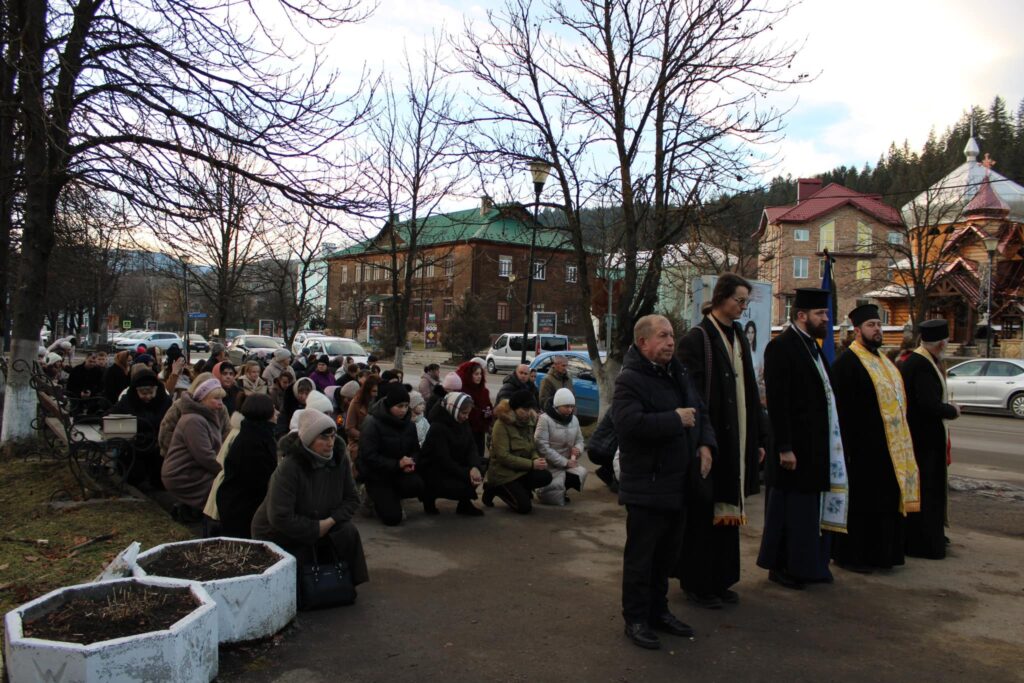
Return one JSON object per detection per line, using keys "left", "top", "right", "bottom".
{"left": 849, "top": 340, "right": 921, "bottom": 515}
{"left": 543, "top": 403, "right": 573, "bottom": 426}
{"left": 710, "top": 318, "right": 747, "bottom": 526}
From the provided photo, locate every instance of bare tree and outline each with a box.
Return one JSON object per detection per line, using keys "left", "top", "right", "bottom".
{"left": 454, "top": 0, "right": 804, "bottom": 399}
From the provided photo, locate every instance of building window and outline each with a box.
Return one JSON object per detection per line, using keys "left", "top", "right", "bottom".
{"left": 818, "top": 258, "right": 828, "bottom": 279}
{"left": 887, "top": 231, "right": 904, "bottom": 245}
{"left": 563, "top": 308, "right": 575, "bottom": 324}
{"left": 444, "top": 255, "right": 455, "bottom": 277}
{"left": 341, "top": 265, "right": 348, "bottom": 283}
{"left": 497, "top": 301, "right": 509, "bottom": 321}
{"left": 498, "top": 255, "right": 512, "bottom": 278}
{"left": 793, "top": 257, "right": 809, "bottom": 279}
{"left": 856, "top": 260, "right": 871, "bottom": 280}
{"left": 423, "top": 261, "right": 435, "bottom": 278}
{"left": 566, "top": 264, "right": 578, "bottom": 283}
{"left": 818, "top": 221, "right": 835, "bottom": 252}
{"left": 856, "top": 222, "right": 872, "bottom": 253}
{"left": 793, "top": 228, "right": 810, "bottom": 241}
{"left": 443, "top": 299, "right": 454, "bottom": 319}
{"left": 533, "top": 261, "right": 546, "bottom": 280}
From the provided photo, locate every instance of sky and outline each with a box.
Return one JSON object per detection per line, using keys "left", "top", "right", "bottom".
{"left": 319, "top": 0, "right": 1024, "bottom": 181}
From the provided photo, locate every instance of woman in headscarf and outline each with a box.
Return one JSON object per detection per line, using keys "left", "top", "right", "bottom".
{"left": 418, "top": 392, "right": 484, "bottom": 516}
{"left": 455, "top": 360, "right": 494, "bottom": 463}
{"left": 111, "top": 368, "right": 172, "bottom": 491}
{"left": 161, "top": 378, "right": 226, "bottom": 521}
{"left": 212, "top": 361, "right": 241, "bottom": 415}
{"left": 158, "top": 372, "right": 232, "bottom": 458}
{"left": 277, "top": 376, "right": 315, "bottom": 437}
{"left": 344, "top": 375, "right": 379, "bottom": 461}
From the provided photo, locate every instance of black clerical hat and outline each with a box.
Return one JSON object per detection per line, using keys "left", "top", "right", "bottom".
{"left": 849, "top": 304, "right": 881, "bottom": 327}
{"left": 794, "top": 288, "right": 829, "bottom": 310}
{"left": 918, "top": 319, "right": 949, "bottom": 342}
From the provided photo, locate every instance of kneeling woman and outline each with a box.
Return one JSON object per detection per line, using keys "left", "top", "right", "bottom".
{"left": 418, "top": 392, "right": 484, "bottom": 516}
{"left": 534, "top": 388, "right": 588, "bottom": 506}
{"left": 357, "top": 384, "right": 425, "bottom": 526}
{"left": 251, "top": 410, "right": 369, "bottom": 602}
{"left": 484, "top": 390, "right": 552, "bottom": 513}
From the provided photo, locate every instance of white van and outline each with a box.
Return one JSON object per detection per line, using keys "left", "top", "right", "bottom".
{"left": 485, "top": 333, "right": 570, "bottom": 373}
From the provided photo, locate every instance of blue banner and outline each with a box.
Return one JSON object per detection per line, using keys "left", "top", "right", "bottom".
{"left": 821, "top": 250, "right": 836, "bottom": 364}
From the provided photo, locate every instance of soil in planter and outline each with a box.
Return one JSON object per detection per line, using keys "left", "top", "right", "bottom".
{"left": 24, "top": 584, "right": 199, "bottom": 645}
{"left": 143, "top": 540, "right": 278, "bottom": 582}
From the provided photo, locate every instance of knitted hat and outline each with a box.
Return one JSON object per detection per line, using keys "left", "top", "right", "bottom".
{"left": 442, "top": 372, "right": 462, "bottom": 392}
{"left": 193, "top": 377, "right": 223, "bottom": 401}
{"left": 471, "top": 357, "right": 487, "bottom": 370}
{"left": 509, "top": 389, "right": 537, "bottom": 411}
{"left": 380, "top": 369, "right": 400, "bottom": 383}
{"left": 305, "top": 390, "right": 334, "bottom": 415}
{"left": 298, "top": 409, "right": 336, "bottom": 448}
{"left": 317, "top": 354, "right": 330, "bottom": 365}
{"left": 443, "top": 391, "right": 473, "bottom": 420}
{"left": 292, "top": 376, "right": 315, "bottom": 398}
{"left": 553, "top": 388, "right": 575, "bottom": 407}
{"left": 43, "top": 352, "right": 63, "bottom": 366}
{"left": 135, "top": 353, "right": 153, "bottom": 366}
{"left": 408, "top": 390, "right": 425, "bottom": 410}
{"left": 273, "top": 348, "right": 291, "bottom": 361}
{"left": 340, "top": 380, "right": 360, "bottom": 399}
{"left": 240, "top": 392, "right": 275, "bottom": 421}
{"left": 131, "top": 368, "right": 161, "bottom": 389}
{"left": 381, "top": 383, "right": 411, "bottom": 408}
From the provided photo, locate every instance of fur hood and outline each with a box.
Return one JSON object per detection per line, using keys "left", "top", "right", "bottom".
{"left": 494, "top": 398, "right": 535, "bottom": 428}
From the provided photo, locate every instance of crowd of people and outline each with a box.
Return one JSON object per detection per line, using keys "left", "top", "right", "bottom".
{"left": 36, "top": 280, "right": 958, "bottom": 637}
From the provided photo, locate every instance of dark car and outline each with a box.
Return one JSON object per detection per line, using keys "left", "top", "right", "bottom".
{"left": 226, "top": 335, "right": 284, "bottom": 365}
{"left": 187, "top": 333, "right": 210, "bottom": 353}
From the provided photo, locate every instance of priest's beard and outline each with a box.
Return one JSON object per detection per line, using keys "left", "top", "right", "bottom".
{"left": 806, "top": 318, "right": 829, "bottom": 339}
{"left": 860, "top": 335, "right": 883, "bottom": 352}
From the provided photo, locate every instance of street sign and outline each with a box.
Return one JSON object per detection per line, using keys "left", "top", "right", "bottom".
{"left": 424, "top": 312, "right": 438, "bottom": 348}
{"left": 187, "top": 312, "right": 208, "bottom": 320}
{"left": 121, "top": 320, "right": 131, "bottom": 330}
{"left": 258, "top": 319, "right": 274, "bottom": 336}
{"left": 367, "top": 314, "right": 384, "bottom": 347}
{"left": 533, "top": 311, "right": 557, "bottom": 334}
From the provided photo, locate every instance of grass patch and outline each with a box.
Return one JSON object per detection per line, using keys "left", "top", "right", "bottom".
{"left": 0, "top": 454, "right": 192, "bottom": 635}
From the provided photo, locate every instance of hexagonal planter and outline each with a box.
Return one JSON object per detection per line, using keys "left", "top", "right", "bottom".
{"left": 134, "top": 537, "right": 296, "bottom": 644}
{"left": 3, "top": 576, "right": 217, "bottom": 683}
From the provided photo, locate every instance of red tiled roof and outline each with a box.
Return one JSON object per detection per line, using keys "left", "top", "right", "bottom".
{"left": 964, "top": 173, "right": 1010, "bottom": 218}
{"left": 755, "top": 182, "right": 903, "bottom": 237}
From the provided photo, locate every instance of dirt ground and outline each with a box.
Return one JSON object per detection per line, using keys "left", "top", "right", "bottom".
{"left": 219, "top": 477, "right": 1024, "bottom": 683}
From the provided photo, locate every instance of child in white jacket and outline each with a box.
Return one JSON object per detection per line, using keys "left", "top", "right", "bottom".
{"left": 534, "top": 388, "right": 588, "bottom": 505}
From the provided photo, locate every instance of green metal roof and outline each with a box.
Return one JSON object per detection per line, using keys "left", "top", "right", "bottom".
{"left": 328, "top": 204, "right": 575, "bottom": 258}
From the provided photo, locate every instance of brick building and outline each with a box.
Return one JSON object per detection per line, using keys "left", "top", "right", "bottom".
{"left": 325, "top": 199, "right": 594, "bottom": 342}
{"left": 755, "top": 179, "right": 905, "bottom": 326}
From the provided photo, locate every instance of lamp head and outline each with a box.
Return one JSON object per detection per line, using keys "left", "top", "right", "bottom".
{"left": 529, "top": 160, "right": 552, "bottom": 194}
{"left": 982, "top": 235, "right": 999, "bottom": 255}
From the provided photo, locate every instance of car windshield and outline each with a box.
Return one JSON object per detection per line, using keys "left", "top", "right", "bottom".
{"left": 324, "top": 340, "right": 366, "bottom": 356}
{"left": 540, "top": 336, "right": 568, "bottom": 351}
{"left": 189, "top": 334, "right": 206, "bottom": 341}
{"left": 243, "top": 336, "right": 281, "bottom": 349}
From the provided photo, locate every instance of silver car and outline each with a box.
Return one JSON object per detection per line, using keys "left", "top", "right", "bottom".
{"left": 947, "top": 358, "right": 1024, "bottom": 418}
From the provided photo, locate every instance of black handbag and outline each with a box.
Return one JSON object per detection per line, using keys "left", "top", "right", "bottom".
{"left": 298, "top": 542, "right": 356, "bottom": 610}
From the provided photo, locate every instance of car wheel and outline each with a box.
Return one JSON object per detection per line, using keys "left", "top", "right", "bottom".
{"left": 486, "top": 359, "right": 496, "bottom": 374}
{"left": 1009, "top": 392, "right": 1024, "bottom": 419}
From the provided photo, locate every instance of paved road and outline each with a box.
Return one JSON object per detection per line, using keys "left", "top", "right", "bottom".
{"left": 950, "top": 412, "right": 1024, "bottom": 484}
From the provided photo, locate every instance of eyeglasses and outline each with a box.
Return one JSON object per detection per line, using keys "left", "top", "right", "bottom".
{"left": 732, "top": 296, "right": 750, "bottom": 307}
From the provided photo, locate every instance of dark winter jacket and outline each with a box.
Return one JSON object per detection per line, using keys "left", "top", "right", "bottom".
{"left": 899, "top": 351, "right": 958, "bottom": 471}
{"left": 424, "top": 383, "right": 447, "bottom": 418}
{"left": 67, "top": 364, "right": 105, "bottom": 399}
{"left": 356, "top": 400, "right": 420, "bottom": 483}
{"left": 111, "top": 374, "right": 172, "bottom": 457}
{"left": 612, "top": 344, "right": 716, "bottom": 511}
{"left": 763, "top": 326, "right": 833, "bottom": 493}
{"left": 217, "top": 418, "right": 279, "bottom": 538}
{"left": 677, "top": 316, "right": 768, "bottom": 502}
{"left": 103, "top": 363, "right": 131, "bottom": 405}
{"left": 586, "top": 411, "right": 617, "bottom": 468}
{"left": 418, "top": 401, "right": 481, "bottom": 482}
{"left": 251, "top": 432, "right": 359, "bottom": 546}
{"left": 495, "top": 372, "right": 537, "bottom": 406}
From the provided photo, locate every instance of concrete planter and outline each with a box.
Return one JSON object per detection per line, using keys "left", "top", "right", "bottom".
{"left": 134, "top": 537, "right": 296, "bottom": 644}
{"left": 3, "top": 577, "right": 217, "bottom": 683}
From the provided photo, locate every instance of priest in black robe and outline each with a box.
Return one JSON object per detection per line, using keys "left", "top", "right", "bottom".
{"left": 757, "top": 288, "right": 837, "bottom": 589}
{"left": 831, "top": 304, "right": 920, "bottom": 572}
{"left": 899, "top": 319, "right": 959, "bottom": 559}
{"left": 674, "top": 274, "right": 767, "bottom": 608}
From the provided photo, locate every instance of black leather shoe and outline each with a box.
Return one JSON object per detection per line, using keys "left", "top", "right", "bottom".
{"left": 422, "top": 498, "right": 440, "bottom": 515}
{"left": 456, "top": 500, "right": 484, "bottom": 516}
{"left": 684, "top": 590, "right": 723, "bottom": 609}
{"left": 768, "top": 570, "right": 805, "bottom": 590}
{"left": 717, "top": 589, "right": 739, "bottom": 604}
{"left": 836, "top": 561, "right": 874, "bottom": 574}
{"left": 624, "top": 622, "right": 661, "bottom": 649}
{"left": 649, "top": 612, "right": 694, "bottom": 637}
{"left": 481, "top": 488, "right": 496, "bottom": 508}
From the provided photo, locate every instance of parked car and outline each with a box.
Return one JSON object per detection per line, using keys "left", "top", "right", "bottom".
{"left": 226, "top": 335, "right": 285, "bottom": 365}
{"left": 291, "top": 330, "right": 325, "bottom": 356}
{"left": 109, "top": 329, "right": 146, "bottom": 345}
{"left": 114, "top": 331, "right": 186, "bottom": 352}
{"left": 485, "top": 332, "right": 570, "bottom": 373}
{"left": 529, "top": 351, "right": 599, "bottom": 425}
{"left": 298, "top": 336, "right": 369, "bottom": 369}
{"left": 186, "top": 333, "right": 210, "bottom": 353}
{"left": 947, "top": 358, "right": 1024, "bottom": 418}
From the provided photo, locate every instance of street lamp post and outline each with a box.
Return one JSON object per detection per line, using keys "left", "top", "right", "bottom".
{"left": 181, "top": 255, "right": 190, "bottom": 365}
{"left": 520, "top": 160, "right": 551, "bottom": 364}
{"left": 982, "top": 235, "right": 999, "bottom": 357}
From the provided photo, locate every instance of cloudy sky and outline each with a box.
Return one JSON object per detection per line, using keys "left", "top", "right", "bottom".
{"left": 322, "top": 0, "right": 1024, "bottom": 181}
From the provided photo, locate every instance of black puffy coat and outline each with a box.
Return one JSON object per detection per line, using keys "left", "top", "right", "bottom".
{"left": 217, "top": 418, "right": 278, "bottom": 538}
{"left": 418, "top": 401, "right": 481, "bottom": 481}
{"left": 111, "top": 376, "right": 172, "bottom": 458}
{"left": 356, "top": 400, "right": 420, "bottom": 483}
{"left": 612, "top": 345, "right": 716, "bottom": 510}
{"left": 495, "top": 372, "right": 537, "bottom": 405}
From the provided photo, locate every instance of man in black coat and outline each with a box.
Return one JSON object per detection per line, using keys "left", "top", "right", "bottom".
{"left": 899, "top": 319, "right": 959, "bottom": 559}
{"left": 756, "top": 288, "right": 838, "bottom": 589}
{"left": 674, "top": 273, "right": 767, "bottom": 608}
{"left": 613, "top": 314, "right": 716, "bottom": 650}
{"left": 495, "top": 363, "right": 538, "bottom": 405}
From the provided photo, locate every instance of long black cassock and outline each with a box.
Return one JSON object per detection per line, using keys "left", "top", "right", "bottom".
{"left": 899, "top": 351, "right": 958, "bottom": 559}
{"left": 830, "top": 347, "right": 906, "bottom": 569}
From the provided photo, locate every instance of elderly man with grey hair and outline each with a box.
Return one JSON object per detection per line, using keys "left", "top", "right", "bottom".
{"left": 899, "top": 319, "right": 960, "bottom": 560}
{"left": 538, "top": 354, "right": 573, "bottom": 409}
